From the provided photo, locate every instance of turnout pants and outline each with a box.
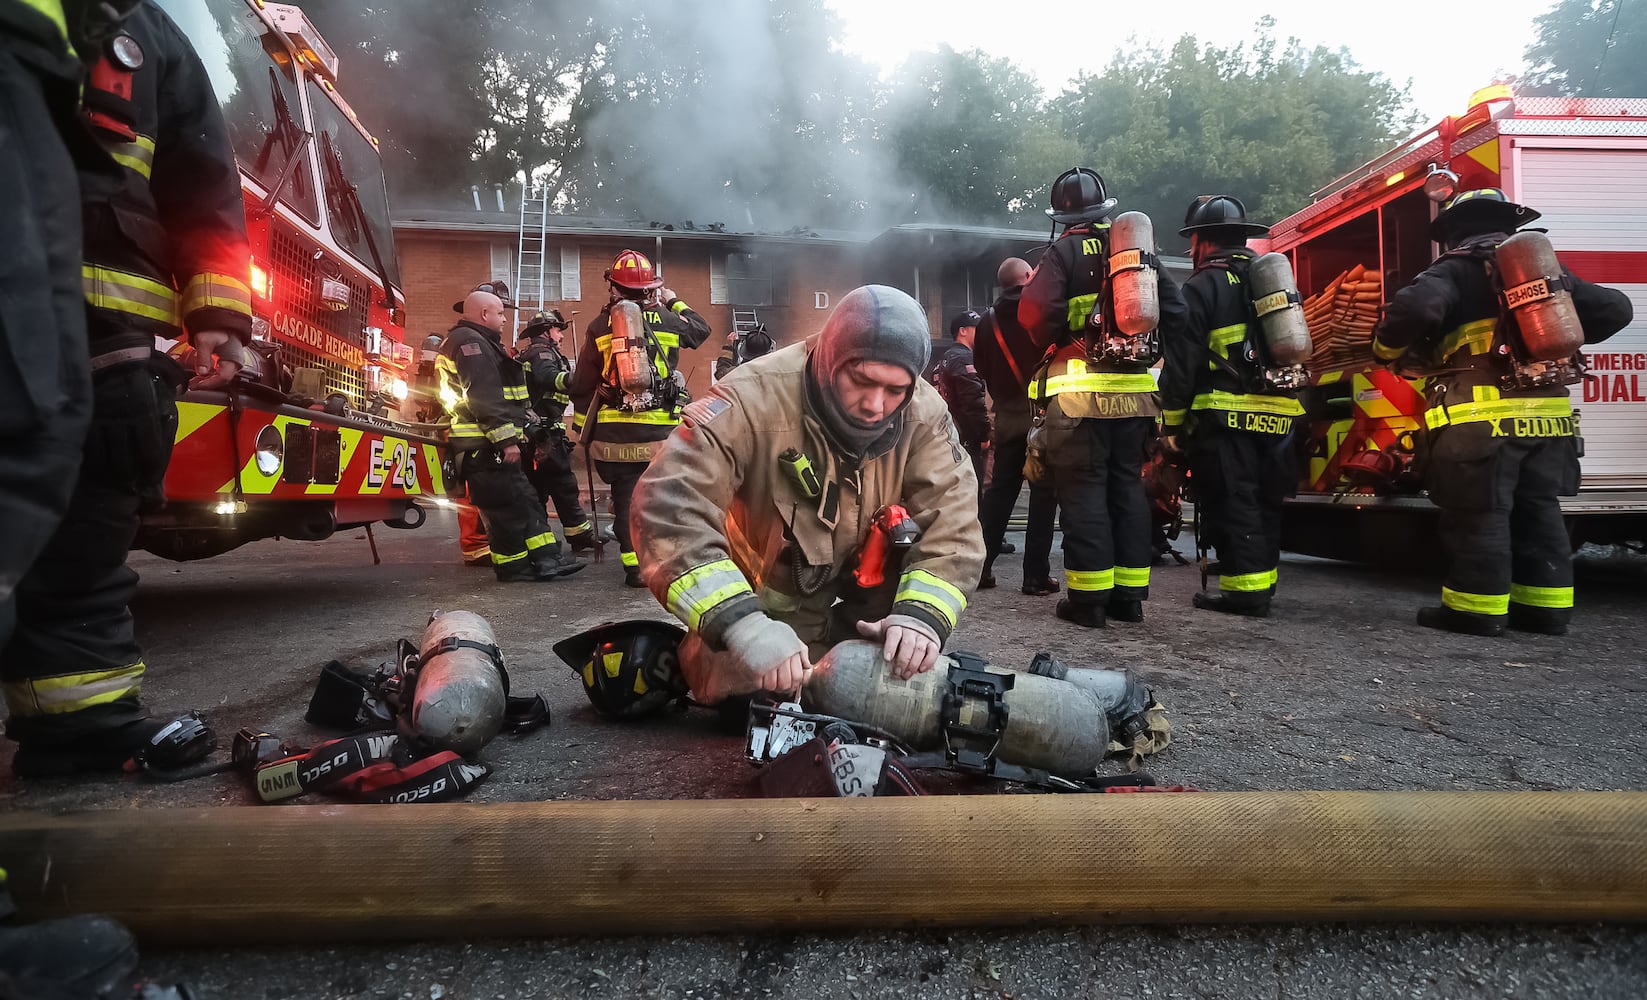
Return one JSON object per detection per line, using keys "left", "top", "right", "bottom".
{"left": 525, "top": 431, "right": 593, "bottom": 538}
{"left": 595, "top": 460, "right": 646, "bottom": 573}
{"left": 1191, "top": 419, "right": 1296, "bottom": 607}
{"left": 1045, "top": 413, "right": 1153, "bottom": 606}
{"left": 457, "top": 487, "right": 490, "bottom": 563}
{"left": 1425, "top": 425, "right": 1578, "bottom": 630}
{"left": 459, "top": 447, "right": 562, "bottom": 579}
{"left": 979, "top": 403, "right": 1055, "bottom": 582}
{"left": 3, "top": 345, "right": 177, "bottom": 748}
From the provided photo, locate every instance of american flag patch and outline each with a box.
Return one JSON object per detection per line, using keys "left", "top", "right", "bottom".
{"left": 460, "top": 342, "right": 482, "bottom": 356}
{"left": 682, "top": 396, "right": 731, "bottom": 425}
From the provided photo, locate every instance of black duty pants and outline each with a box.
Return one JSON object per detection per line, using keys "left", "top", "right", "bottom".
{"left": 596, "top": 460, "right": 645, "bottom": 572}
{"left": 980, "top": 403, "right": 1055, "bottom": 582}
{"left": 1425, "top": 424, "right": 1578, "bottom": 629}
{"left": 524, "top": 431, "right": 592, "bottom": 536}
{"left": 1046, "top": 414, "right": 1153, "bottom": 606}
{"left": 1191, "top": 418, "right": 1297, "bottom": 607}
{"left": 463, "top": 448, "right": 561, "bottom": 579}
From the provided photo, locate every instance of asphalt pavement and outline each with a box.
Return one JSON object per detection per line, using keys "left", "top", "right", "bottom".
{"left": 3, "top": 509, "right": 1645, "bottom": 999}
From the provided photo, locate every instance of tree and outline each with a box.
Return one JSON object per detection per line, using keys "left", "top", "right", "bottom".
{"left": 1521, "top": 0, "right": 1647, "bottom": 98}
{"left": 1048, "top": 23, "right": 1417, "bottom": 238}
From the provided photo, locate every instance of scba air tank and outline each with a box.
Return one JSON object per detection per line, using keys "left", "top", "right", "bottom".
{"left": 413, "top": 611, "right": 508, "bottom": 757}
{"left": 803, "top": 641, "right": 1152, "bottom": 778}
{"left": 1495, "top": 231, "right": 1585, "bottom": 361}
{"left": 609, "top": 299, "right": 654, "bottom": 394}
{"left": 1108, "top": 212, "right": 1160, "bottom": 335}
{"left": 1248, "top": 252, "right": 1312, "bottom": 366}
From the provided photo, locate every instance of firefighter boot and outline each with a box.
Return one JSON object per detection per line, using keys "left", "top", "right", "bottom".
{"left": 1021, "top": 577, "right": 1059, "bottom": 597}
{"left": 1107, "top": 598, "right": 1144, "bottom": 623}
{"left": 1192, "top": 592, "right": 1271, "bottom": 618}
{"left": 624, "top": 566, "right": 645, "bottom": 588}
{"left": 11, "top": 713, "right": 214, "bottom": 779}
{"left": 0, "top": 871, "right": 138, "bottom": 999}
{"left": 1507, "top": 604, "right": 1570, "bottom": 636}
{"left": 1416, "top": 606, "right": 1506, "bottom": 637}
{"left": 1054, "top": 599, "right": 1106, "bottom": 629}
{"left": 568, "top": 524, "right": 616, "bottom": 553}
{"left": 529, "top": 546, "right": 586, "bottom": 581}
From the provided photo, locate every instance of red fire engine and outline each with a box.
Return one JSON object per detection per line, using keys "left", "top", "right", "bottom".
{"left": 1265, "top": 86, "right": 1647, "bottom": 563}
{"left": 142, "top": 0, "right": 447, "bottom": 560}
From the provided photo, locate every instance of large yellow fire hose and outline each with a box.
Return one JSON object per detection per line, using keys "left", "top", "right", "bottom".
{"left": 2, "top": 792, "right": 1643, "bottom": 943}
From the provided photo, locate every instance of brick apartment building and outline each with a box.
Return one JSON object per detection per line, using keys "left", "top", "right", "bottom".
{"left": 392, "top": 207, "right": 1057, "bottom": 400}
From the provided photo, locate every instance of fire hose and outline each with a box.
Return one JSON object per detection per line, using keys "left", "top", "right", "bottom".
{"left": 2, "top": 792, "right": 1643, "bottom": 941}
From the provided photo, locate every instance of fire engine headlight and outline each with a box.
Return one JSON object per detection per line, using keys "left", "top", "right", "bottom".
{"left": 214, "top": 498, "right": 248, "bottom": 516}
{"left": 254, "top": 425, "right": 283, "bottom": 476}
{"left": 390, "top": 378, "right": 409, "bottom": 401}
{"left": 1424, "top": 166, "right": 1459, "bottom": 203}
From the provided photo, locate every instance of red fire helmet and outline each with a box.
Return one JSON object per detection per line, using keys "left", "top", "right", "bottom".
{"left": 606, "top": 249, "right": 665, "bottom": 291}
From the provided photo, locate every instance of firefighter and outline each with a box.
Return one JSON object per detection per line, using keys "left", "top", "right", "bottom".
{"left": 438, "top": 288, "right": 585, "bottom": 583}
{"left": 1019, "top": 167, "right": 1187, "bottom": 628}
{"left": 630, "top": 284, "right": 983, "bottom": 705}
{"left": 974, "top": 256, "right": 1059, "bottom": 595}
{"left": 1161, "top": 195, "right": 1303, "bottom": 617}
{"left": 569, "top": 249, "right": 711, "bottom": 587}
{"left": 714, "top": 322, "right": 775, "bottom": 380}
{"left": 927, "top": 309, "right": 992, "bottom": 488}
{"left": 515, "top": 308, "right": 606, "bottom": 551}
{"left": 3, "top": 0, "right": 257, "bottom": 777}
{"left": 1372, "top": 189, "right": 1632, "bottom": 636}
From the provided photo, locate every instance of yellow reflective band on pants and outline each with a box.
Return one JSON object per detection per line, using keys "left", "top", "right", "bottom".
{"left": 894, "top": 569, "right": 967, "bottom": 630}
{"left": 82, "top": 265, "right": 177, "bottom": 325}
{"left": 1223, "top": 570, "right": 1274, "bottom": 593}
{"left": 179, "top": 271, "right": 252, "bottom": 318}
{"left": 1510, "top": 583, "right": 1574, "bottom": 609}
{"left": 4, "top": 662, "right": 145, "bottom": 717}
{"left": 564, "top": 520, "right": 593, "bottom": 536}
{"left": 620, "top": 550, "right": 639, "bottom": 567}
{"left": 1190, "top": 391, "right": 1305, "bottom": 417}
{"left": 525, "top": 531, "right": 558, "bottom": 550}
{"left": 1442, "top": 586, "right": 1509, "bottom": 616}
{"left": 1114, "top": 566, "right": 1150, "bottom": 589}
{"left": 666, "top": 559, "right": 756, "bottom": 630}
{"left": 1065, "top": 568, "right": 1114, "bottom": 593}
{"left": 1425, "top": 395, "right": 1573, "bottom": 432}
{"left": 492, "top": 549, "right": 528, "bottom": 565}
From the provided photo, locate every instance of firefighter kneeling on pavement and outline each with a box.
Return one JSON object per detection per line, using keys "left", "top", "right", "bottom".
{"left": 1162, "top": 195, "right": 1306, "bottom": 618}
{"left": 438, "top": 289, "right": 585, "bottom": 583}
{"left": 1373, "top": 188, "right": 1632, "bottom": 637}
{"left": 630, "top": 284, "right": 984, "bottom": 705}
{"left": 516, "top": 308, "right": 606, "bottom": 552}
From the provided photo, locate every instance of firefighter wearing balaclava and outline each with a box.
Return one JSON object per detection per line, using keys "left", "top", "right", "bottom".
{"left": 569, "top": 250, "right": 711, "bottom": 587}
{"left": 1372, "top": 189, "right": 1632, "bottom": 637}
{"left": 630, "top": 285, "right": 983, "bottom": 705}
{"left": 1160, "top": 195, "right": 1302, "bottom": 618}
{"left": 1019, "top": 168, "right": 1187, "bottom": 629}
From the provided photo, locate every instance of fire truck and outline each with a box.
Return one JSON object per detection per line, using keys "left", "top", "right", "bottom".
{"left": 141, "top": 0, "right": 448, "bottom": 560}
{"left": 1265, "top": 87, "right": 1647, "bottom": 564}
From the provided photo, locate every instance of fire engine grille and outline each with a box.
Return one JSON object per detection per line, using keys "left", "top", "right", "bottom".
{"left": 269, "top": 222, "right": 369, "bottom": 404}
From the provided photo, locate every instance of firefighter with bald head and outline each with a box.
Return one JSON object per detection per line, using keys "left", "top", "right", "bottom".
{"left": 569, "top": 249, "right": 712, "bottom": 587}
{"left": 1372, "top": 189, "right": 1632, "bottom": 636}
{"left": 438, "top": 288, "right": 585, "bottom": 583}
{"left": 630, "top": 284, "right": 984, "bottom": 705}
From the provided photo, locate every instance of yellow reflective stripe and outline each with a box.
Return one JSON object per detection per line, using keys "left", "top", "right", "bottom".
{"left": 20, "top": 0, "right": 73, "bottom": 52}
{"left": 1065, "top": 568, "right": 1114, "bottom": 593}
{"left": 105, "top": 134, "right": 156, "bottom": 179}
{"left": 670, "top": 300, "right": 690, "bottom": 313}
{"left": 1265, "top": 568, "right": 1279, "bottom": 586}
{"left": 563, "top": 520, "right": 593, "bottom": 536}
{"left": 449, "top": 422, "right": 484, "bottom": 437}
{"left": 620, "top": 550, "right": 639, "bottom": 567}
{"left": 1038, "top": 371, "right": 1158, "bottom": 396}
{"left": 665, "top": 559, "right": 755, "bottom": 630}
{"left": 525, "top": 531, "right": 558, "bottom": 550}
{"left": 1114, "top": 565, "right": 1150, "bottom": 589}
{"left": 502, "top": 385, "right": 530, "bottom": 400}
{"left": 1425, "top": 395, "right": 1572, "bottom": 431}
{"left": 1191, "top": 391, "right": 1306, "bottom": 417}
{"left": 1442, "top": 587, "right": 1509, "bottom": 615}
{"left": 1066, "top": 292, "right": 1099, "bottom": 331}
{"left": 1372, "top": 338, "right": 1404, "bottom": 362}
{"left": 1439, "top": 318, "right": 1497, "bottom": 360}
{"left": 435, "top": 355, "right": 458, "bottom": 373}
{"left": 1163, "top": 408, "right": 1187, "bottom": 428}
{"left": 3, "top": 662, "right": 145, "bottom": 716}
{"left": 654, "top": 332, "right": 680, "bottom": 349}
{"left": 491, "top": 549, "right": 528, "bottom": 565}
{"left": 1509, "top": 583, "right": 1573, "bottom": 609}
{"left": 598, "top": 408, "right": 680, "bottom": 425}
{"left": 1222, "top": 571, "right": 1273, "bottom": 593}
{"left": 180, "top": 272, "right": 253, "bottom": 318}
{"left": 1207, "top": 323, "right": 1246, "bottom": 369}
{"left": 595, "top": 335, "right": 613, "bottom": 352}
{"left": 82, "top": 265, "right": 177, "bottom": 324}
{"left": 485, "top": 423, "right": 521, "bottom": 443}
{"left": 893, "top": 569, "right": 967, "bottom": 630}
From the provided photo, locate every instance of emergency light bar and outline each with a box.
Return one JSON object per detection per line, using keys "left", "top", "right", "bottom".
{"left": 264, "top": 3, "right": 339, "bottom": 83}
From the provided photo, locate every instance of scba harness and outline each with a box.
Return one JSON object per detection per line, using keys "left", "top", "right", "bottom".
{"left": 254, "top": 732, "right": 489, "bottom": 805}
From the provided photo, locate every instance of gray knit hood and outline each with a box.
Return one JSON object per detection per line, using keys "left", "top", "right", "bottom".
{"left": 805, "top": 285, "right": 932, "bottom": 460}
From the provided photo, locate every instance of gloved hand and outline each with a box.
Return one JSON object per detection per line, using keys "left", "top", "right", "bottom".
{"left": 188, "top": 330, "right": 245, "bottom": 389}
{"left": 722, "top": 613, "right": 811, "bottom": 693}
{"left": 856, "top": 615, "right": 941, "bottom": 680}
{"left": 1160, "top": 433, "right": 1186, "bottom": 460}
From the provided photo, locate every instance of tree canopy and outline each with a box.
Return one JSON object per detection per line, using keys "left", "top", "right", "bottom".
{"left": 1521, "top": 0, "right": 1647, "bottom": 98}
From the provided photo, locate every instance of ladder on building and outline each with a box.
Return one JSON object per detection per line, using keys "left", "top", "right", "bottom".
{"left": 731, "top": 308, "right": 762, "bottom": 335}
{"left": 514, "top": 184, "right": 551, "bottom": 335}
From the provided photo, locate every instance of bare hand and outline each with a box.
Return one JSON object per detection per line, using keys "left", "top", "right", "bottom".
{"left": 188, "top": 330, "right": 244, "bottom": 390}
{"left": 856, "top": 615, "right": 940, "bottom": 680}
{"left": 756, "top": 649, "right": 813, "bottom": 694}
{"left": 500, "top": 443, "right": 521, "bottom": 464}
{"left": 659, "top": 287, "right": 677, "bottom": 304}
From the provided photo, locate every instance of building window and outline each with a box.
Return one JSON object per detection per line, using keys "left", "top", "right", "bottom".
{"left": 711, "top": 252, "right": 784, "bottom": 306}
{"left": 506, "top": 243, "right": 581, "bottom": 306}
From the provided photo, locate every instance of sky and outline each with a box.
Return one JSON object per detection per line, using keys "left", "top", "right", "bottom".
{"left": 825, "top": 0, "right": 1556, "bottom": 125}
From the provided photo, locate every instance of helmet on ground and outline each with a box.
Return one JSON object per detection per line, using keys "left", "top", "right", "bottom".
{"left": 1046, "top": 167, "right": 1118, "bottom": 225}
{"left": 452, "top": 279, "right": 515, "bottom": 313}
{"left": 1178, "top": 195, "right": 1269, "bottom": 237}
{"left": 522, "top": 309, "right": 569, "bottom": 336}
{"left": 553, "top": 619, "right": 689, "bottom": 720}
{"left": 1429, "top": 188, "right": 1540, "bottom": 243}
{"left": 606, "top": 250, "right": 665, "bottom": 291}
